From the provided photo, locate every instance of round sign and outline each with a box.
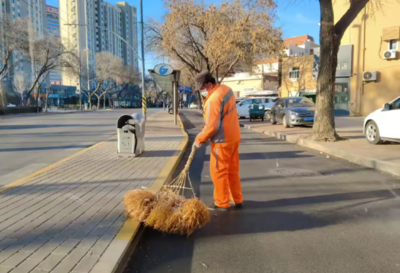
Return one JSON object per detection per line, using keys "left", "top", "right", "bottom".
{"left": 154, "top": 64, "right": 174, "bottom": 76}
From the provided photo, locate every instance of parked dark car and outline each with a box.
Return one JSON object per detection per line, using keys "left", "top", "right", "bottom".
{"left": 271, "top": 97, "right": 315, "bottom": 128}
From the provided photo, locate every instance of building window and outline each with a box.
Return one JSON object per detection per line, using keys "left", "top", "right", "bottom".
{"left": 389, "top": 39, "right": 398, "bottom": 50}
{"left": 289, "top": 67, "right": 300, "bottom": 79}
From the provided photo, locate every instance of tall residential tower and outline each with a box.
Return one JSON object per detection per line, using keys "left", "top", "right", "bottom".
{"left": 46, "top": 5, "right": 62, "bottom": 84}
{"left": 0, "top": 0, "right": 47, "bottom": 86}
{"left": 59, "top": 0, "right": 138, "bottom": 90}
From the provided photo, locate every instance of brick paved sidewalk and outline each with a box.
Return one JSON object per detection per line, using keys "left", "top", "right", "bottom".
{"left": 0, "top": 111, "right": 187, "bottom": 273}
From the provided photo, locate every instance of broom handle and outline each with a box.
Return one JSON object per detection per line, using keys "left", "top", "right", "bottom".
{"left": 182, "top": 145, "right": 198, "bottom": 173}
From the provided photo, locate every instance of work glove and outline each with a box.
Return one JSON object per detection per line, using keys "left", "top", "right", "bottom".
{"left": 193, "top": 141, "right": 202, "bottom": 149}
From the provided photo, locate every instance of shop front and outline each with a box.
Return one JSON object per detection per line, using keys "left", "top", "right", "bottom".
{"left": 298, "top": 45, "right": 353, "bottom": 116}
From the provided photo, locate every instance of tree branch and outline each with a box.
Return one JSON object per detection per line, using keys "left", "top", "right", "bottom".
{"left": 334, "top": 0, "right": 369, "bottom": 37}
{"left": 218, "top": 58, "right": 239, "bottom": 83}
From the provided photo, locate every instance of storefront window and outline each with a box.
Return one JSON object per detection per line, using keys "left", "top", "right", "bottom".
{"left": 334, "top": 82, "right": 350, "bottom": 115}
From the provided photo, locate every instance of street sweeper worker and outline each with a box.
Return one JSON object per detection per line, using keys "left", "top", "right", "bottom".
{"left": 193, "top": 71, "right": 243, "bottom": 211}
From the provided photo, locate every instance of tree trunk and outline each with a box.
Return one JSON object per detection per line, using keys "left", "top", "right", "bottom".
{"left": 97, "top": 97, "right": 100, "bottom": 110}
{"left": 196, "top": 90, "right": 203, "bottom": 110}
{"left": 0, "top": 86, "right": 7, "bottom": 108}
{"left": 89, "top": 96, "right": 92, "bottom": 110}
{"left": 45, "top": 95, "right": 48, "bottom": 112}
{"left": 308, "top": 0, "right": 341, "bottom": 142}
{"left": 278, "top": 54, "right": 283, "bottom": 88}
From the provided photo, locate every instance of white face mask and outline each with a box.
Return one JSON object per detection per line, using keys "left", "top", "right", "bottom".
{"left": 200, "top": 90, "right": 208, "bottom": 97}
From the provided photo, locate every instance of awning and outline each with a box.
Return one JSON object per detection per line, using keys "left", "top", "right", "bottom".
{"left": 48, "top": 94, "right": 59, "bottom": 99}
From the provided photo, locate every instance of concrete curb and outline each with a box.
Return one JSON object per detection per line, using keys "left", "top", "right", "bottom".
{"left": 241, "top": 123, "right": 400, "bottom": 178}
{"left": 101, "top": 112, "right": 189, "bottom": 273}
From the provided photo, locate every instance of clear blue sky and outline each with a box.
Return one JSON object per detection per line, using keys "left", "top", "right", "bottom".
{"left": 49, "top": 0, "right": 320, "bottom": 70}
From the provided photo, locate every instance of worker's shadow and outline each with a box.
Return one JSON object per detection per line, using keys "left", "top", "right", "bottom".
{"left": 194, "top": 206, "right": 329, "bottom": 238}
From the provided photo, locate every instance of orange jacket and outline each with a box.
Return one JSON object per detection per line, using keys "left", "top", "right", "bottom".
{"left": 195, "top": 84, "right": 240, "bottom": 147}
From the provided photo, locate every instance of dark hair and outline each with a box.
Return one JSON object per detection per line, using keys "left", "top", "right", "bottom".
{"left": 195, "top": 71, "right": 217, "bottom": 90}
{"left": 206, "top": 77, "right": 216, "bottom": 85}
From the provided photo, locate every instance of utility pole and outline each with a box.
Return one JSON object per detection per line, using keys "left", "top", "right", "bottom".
{"left": 28, "top": 1, "right": 35, "bottom": 107}
{"left": 84, "top": 0, "right": 91, "bottom": 109}
{"left": 78, "top": 50, "right": 82, "bottom": 111}
{"left": 140, "top": 0, "right": 146, "bottom": 120}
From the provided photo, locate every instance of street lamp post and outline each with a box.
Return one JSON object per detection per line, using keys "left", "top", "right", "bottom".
{"left": 140, "top": 0, "right": 146, "bottom": 120}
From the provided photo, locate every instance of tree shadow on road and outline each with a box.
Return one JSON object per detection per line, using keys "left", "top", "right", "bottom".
{"left": 123, "top": 110, "right": 400, "bottom": 273}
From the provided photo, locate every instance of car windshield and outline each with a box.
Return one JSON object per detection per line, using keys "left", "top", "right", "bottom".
{"left": 287, "top": 98, "right": 314, "bottom": 108}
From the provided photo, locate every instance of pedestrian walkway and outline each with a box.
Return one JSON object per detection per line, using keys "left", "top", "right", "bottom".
{"left": 240, "top": 116, "right": 400, "bottom": 177}
{"left": 0, "top": 111, "right": 188, "bottom": 273}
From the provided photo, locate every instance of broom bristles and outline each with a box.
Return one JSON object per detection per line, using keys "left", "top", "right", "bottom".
{"left": 145, "top": 192, "right": 185, "bottom": 230}
{"left": 124, "top": 190, "right": 156, "bottom": 221}
{"left": 123, "top": 146, "right": 210, "bottom": 236}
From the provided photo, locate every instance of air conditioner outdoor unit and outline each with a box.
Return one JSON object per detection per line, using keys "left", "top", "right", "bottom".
{"left": 383, "top": 50, "right": 397, "bottom": 60}
{"left": 363, "top": 71, "right": 378, "bottom": 82}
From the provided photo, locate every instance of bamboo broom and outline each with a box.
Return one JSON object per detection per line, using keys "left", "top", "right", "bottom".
{"left": 124, "top": 146, "right": 210, "bottom": 236}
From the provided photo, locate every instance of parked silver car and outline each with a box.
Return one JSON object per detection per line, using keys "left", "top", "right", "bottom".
{"left": 271, "top": 97, "right": 315, "bottom": 128}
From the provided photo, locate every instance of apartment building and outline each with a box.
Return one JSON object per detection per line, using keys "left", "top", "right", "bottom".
{"left": 0, "top": 0, "right": 47, "bottom": 88}
{"left": 46, "top": 5, "right": 62, "bottom": 84}
{"left": 254, "top": 58, "right": 279, "bottom": 75}
{"left": 281, "top": 45, "right": 353, "bottom": 116}
{"left": 284, "top": 35, "right": 319, "bottom": 57}
{"left": 117, "top": 2, "right": 138, "bottom": 69}
{"left": 46, "top": 5, "right": 60, "bottom": 38}
{"left": 334, "top": 0, "right": 400, "bottom": 116}
{"left": 221, "top": 73, "right": 279, "bottom": 98}
{"left": 60, "top": 0, "right": 138, "bottom": 90}
{"left": 103, "top": 2, "right": 123, "bottom": 58}
{"left": 60, "top": 0, "right": 96, "bottom": 90}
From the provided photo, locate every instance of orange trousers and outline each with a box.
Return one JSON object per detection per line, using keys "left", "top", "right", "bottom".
{"left": 210, "top": 143, "right": 243, "bottom": 208}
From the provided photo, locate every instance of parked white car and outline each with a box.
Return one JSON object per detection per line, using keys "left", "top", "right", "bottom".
{"left": 364, "top": 95, "right": 400, "bottom": 144}
{"left": 7, "top": 103, "right": 16, "bottom": 107}
{"left": 237, "top": 97, "right": 277, "bottom": 119}
{"left": 189, "top": 102, "right": 199, "bottom": 109}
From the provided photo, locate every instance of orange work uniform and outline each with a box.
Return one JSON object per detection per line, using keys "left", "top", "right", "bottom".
{"left": 195, "top": 84, "right": 243, "bottom": 208}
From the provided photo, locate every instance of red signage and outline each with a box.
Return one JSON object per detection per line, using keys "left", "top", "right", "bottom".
{"left": 46, "top": 6, "right": 59, "bottom": 14}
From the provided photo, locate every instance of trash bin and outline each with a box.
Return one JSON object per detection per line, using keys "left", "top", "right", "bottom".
{"left": 117, "top": 113, "right": 145, "bottom": 157}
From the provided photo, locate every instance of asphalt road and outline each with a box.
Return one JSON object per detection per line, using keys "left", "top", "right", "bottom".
{"left": 0, "top": 109, "right": 159, "bottom": 185}
{"left": 124, "top": 109, "right": 400, "bottom": 273}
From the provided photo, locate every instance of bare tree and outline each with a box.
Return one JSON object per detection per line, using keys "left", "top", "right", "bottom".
{"left": 12, "top": 72, "right": 28, "bottom": 105}
{"left": 108, "top": 66, "right": 140, "bottom": 104}
{"left": 93, "top": 52, "right": 125, "bottom": 109}
{"left": 0, "top": 17, "right": 30, "bottom": 107}
{"left": 308, "top": 0, "right": 385, "bottom": 141}
{"left": 146, "top": 0, "right": 282, "bottom": 109}
{"left": 63, "top": 50, "right": 139, "bottom": 110}
{"left": 25, "top": 37, "right": 76, "bottom": 105}
{"left": 44, "top": 84, "right": 53, "bottom": 113}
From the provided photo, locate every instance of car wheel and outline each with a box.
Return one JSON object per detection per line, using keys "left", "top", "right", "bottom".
{"left": 264, "top": 110, "right": 271, "bottom": 120}
{"left": 365, "top": 121, "right": 382, "bottom": 144}
{"left": 271, "top": 114, "right": 277, "bottom": 125}
{"left": 283, "top": 115, "right": 290, "bottom": 128}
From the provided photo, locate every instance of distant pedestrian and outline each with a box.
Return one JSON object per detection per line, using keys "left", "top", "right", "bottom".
{"left": 193, "top": 71, "right": 243, "bottom": 211}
